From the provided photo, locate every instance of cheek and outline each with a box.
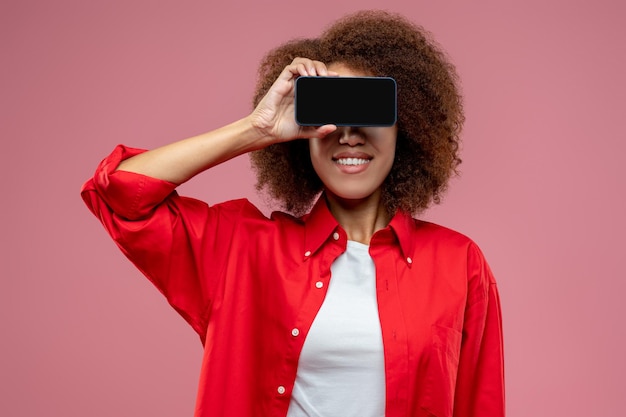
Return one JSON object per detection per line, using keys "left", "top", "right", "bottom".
{"left": 376, "top": 136, "right": 397, "bottom": 167}
{"left": 308, "top": 141, "right": 328, "bottom": 180}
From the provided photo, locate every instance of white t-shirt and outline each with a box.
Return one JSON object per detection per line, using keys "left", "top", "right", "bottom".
{"left": 286, "top": 240, "right": 386, "bottom": 417}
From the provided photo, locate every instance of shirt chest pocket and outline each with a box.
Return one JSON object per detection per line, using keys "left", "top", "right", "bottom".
{"left": 420, "top": 324, "right": 462, "bottom": 417}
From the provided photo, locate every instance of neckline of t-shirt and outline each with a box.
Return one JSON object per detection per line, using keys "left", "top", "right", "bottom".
{"left": 346, "top": 240, "right": 370, "bottom": 252}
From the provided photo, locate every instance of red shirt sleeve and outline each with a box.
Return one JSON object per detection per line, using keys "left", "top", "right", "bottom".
{"left": 80, "top": 144, "right": 248, "bottom": 343}
{"left": 453, "top": 243, "right": 506, "bottom": 416}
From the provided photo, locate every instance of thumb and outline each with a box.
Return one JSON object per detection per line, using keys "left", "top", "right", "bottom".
{"left": 310, "top": 124, "right": 337, "bottom": 138}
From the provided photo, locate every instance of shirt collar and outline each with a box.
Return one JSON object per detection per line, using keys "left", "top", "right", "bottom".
{"left": 387, "top": 209, "right": 417, "bottom": 265}
{"left": 302, "top": 197, "right": 340, "bottom": 257}
{"left": 302, "top": 196, "right": 416, "bottom": 263}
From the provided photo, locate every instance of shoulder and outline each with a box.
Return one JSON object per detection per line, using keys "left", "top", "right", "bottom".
{"left": 209, "top": 198, "right": 304, "bottom": 229}
{"left": 411, "top": 220, "right": 497, "bottom": 294}
{"left": 412, "top": 219, "right": 490, "bottom": 266}
{"left": 411, "top": 219, "right": 476, "bottom": 249}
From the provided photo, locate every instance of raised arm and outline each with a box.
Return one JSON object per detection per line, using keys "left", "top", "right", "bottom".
{"left": 116, "top": 58, "right": 338, "bottom": 184}
{"left": 81, "top": 58, "right": 338, "bottom": 341}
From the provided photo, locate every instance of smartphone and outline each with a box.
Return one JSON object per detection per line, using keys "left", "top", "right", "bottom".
{"left": 295, "top": 76, "right": 397, "bottom": 127}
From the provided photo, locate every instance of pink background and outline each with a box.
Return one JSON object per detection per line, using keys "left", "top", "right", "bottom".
{"left": 2, "top": 0, "right": 625, "bottom": 415}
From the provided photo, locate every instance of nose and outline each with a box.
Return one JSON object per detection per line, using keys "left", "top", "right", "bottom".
{"left": 337, "top": 127, "right": 365, "bottom": 146}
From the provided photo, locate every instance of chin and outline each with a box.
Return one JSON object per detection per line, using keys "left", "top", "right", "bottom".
{"left": 326, "top": 186, "right": 381, "bottom": 203}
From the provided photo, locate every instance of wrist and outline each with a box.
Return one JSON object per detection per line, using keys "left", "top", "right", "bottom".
{"left": 242, "top": 114, "right": 276, "bottom": 149}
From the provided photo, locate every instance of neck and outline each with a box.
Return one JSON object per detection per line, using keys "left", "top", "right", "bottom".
{"left": 324, "top": 191, "right": 391, "bottom": 245}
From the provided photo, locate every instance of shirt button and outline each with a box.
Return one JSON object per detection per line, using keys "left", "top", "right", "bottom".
{"left": 333, "top": 232, "right": 340, "bottom": 240}
{"left": 304, "top": 250, "right": 311, "bottom": 257}
{"left": 291, "top": 328, "right": 300, "bottom": 337}
{"left": 277, "top": 386, "right": 286, "bottom": 395}
{"left": 315, "top": 281, "right": 324, "bottom": 289}
{"left": 406, "top": 257, "right": 413, "bottom": 264}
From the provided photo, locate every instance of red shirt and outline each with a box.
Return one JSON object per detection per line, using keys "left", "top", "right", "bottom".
{"left": 81, "top": 145, "right": 505, "bottom": 417}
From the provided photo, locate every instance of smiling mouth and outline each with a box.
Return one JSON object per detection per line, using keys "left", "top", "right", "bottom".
{"left": 334, "top": 157, "right": 371, "bottom": 166}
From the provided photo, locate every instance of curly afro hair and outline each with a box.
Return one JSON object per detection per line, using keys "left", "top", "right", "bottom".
{"left": 250, "top": 10, "right": 464, "bottom": 216}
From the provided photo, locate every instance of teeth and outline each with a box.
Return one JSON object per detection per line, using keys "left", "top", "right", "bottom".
{"left": 336, "top": 158, "right": 370, "bottom": 166}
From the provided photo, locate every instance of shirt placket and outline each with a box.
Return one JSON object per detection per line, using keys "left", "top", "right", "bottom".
{"left": 371, "top": 232, "right": 411, "bottom": 417}
{"left": 270, "top": 230, "right": 346, "bottom": 416}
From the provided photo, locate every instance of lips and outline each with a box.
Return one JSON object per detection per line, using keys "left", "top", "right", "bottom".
{"left": 331, "top": 152, "right": 373, "bottom": 173}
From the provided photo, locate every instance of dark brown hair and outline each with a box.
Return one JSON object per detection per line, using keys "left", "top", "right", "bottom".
{"left": 250, "top": 10, "right": 464, "bottom": 216}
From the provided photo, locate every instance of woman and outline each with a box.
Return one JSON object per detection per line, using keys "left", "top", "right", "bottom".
{"left": 82, "top": 10, "right": 505, "bottom": 417}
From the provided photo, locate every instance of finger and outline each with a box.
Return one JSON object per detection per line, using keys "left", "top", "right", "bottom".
{"left": 291, "top": 57, "right": 312, "bottom": 65}
{"left": 291, "top": 57, "right": 326, "bottom": 76}
{"left": 313, "top": 124, "right": 338, "bottom": 138}
{"left": 278, "top": 62, "right": 303, "bottom": 81}
{"left": 311, "top": 61, "right": 329, "bottom": 76}
{"left": 296, "top": 124, "right": 336, "bottom": 140}
{"left": 296, "top": 63, "right": 309, "bottom": 77}
{"left": 303, "top": 63, "right": 317, "bottom": 76}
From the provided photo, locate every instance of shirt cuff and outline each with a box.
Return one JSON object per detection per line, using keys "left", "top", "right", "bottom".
{"left": 88, "top": 144, "right": 178, "bottom": 220}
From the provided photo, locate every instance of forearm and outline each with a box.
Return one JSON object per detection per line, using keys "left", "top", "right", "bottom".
{"left": 116, "top": 58, "right": 337, "bottom": 184}
{"left": 116, "top": 116, "right": 269, "bottom": 184}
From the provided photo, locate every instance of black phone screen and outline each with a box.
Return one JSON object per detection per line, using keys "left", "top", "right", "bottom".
{"left": 295, "top": 76, "right": 397, "bottom": 126}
